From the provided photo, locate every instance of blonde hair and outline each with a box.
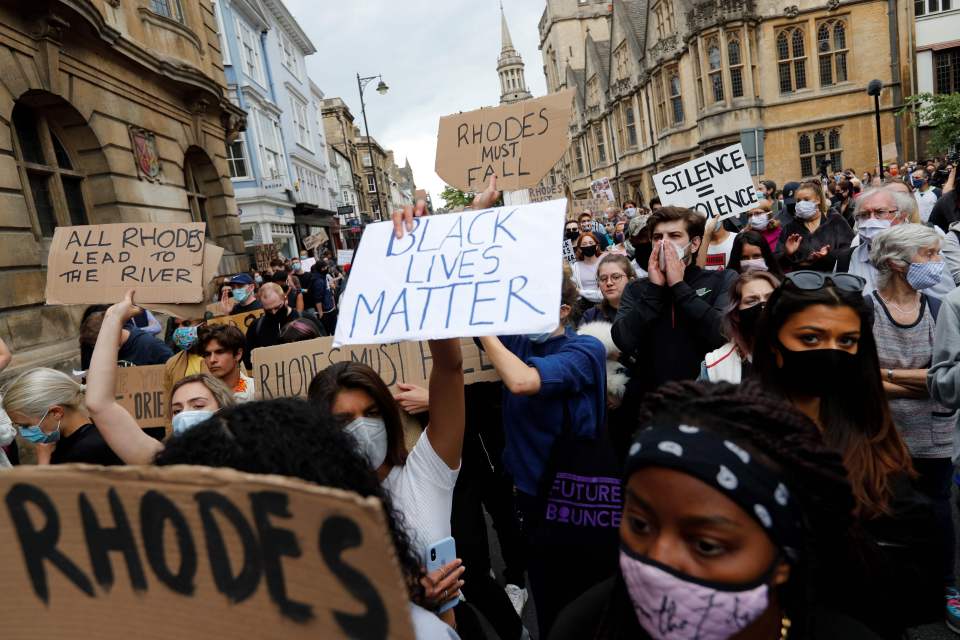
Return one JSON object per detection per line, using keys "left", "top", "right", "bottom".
{"left": 170, "top": 373, "right": 236, "bottom": 415}
{"left": 2, "top": 368, "right": 85, "bottom": 419}
{"left": 258, "top": 282, "right": 284, "bottom": 301}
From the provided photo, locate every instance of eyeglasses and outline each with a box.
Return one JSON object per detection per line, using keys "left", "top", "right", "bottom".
{"left": 784, "top": 270, "right": 866, "bottom": 293}
{"left": 598, "top": 273, "right": 626, "bottom": 285}
{"left": 855, "top": 208, "right": 899, "bottom": 221}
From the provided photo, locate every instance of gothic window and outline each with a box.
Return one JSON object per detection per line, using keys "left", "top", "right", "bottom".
{"left": 575, "top": 139, "right": 585, "bottom": 174}
{"left": 150, "top": 0, "right": 185, "bottom": 23}
{"left": 669, "top": 70, "right": 684, "bottom": 125}
{"left": 595, "top": 124, "right": 607, "bottom": 163}
{"left": 653, "top": 72, "right": 667, "bottom": 130}
{"left": 11, "top": 103, "right": 89, "bottom": 237}
{"left": 184, "top": 151, "right": 211, "bottom": 236}
{"left": 799, "top": 128, "right": 842, "bottom": 177}
{"left": 777, "top": 27, "right": 807, "bottom": 93}
{"left": 934, "top": 48, "right": 960, "bottom": 94}
{"left": 817, "top": 19, "right": 848, "bottom": 86}
{"left": 226, "top": 132, "right": 250, "bottom": 179}
{"left": 707, "top": 37, "right": 724, "bottom": 103}
{"left": 728, "top": 37, "right": 744, "bottom": 98}
{"left": 692, "top": 41, "right": 704, "bottom": 109}
{"left": 624, "top": 101, "right": 638, "bottom": 147}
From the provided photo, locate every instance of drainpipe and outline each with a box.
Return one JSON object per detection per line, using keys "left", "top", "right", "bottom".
{"left": 886, "top": 0, "right": 904, "bottom": 162}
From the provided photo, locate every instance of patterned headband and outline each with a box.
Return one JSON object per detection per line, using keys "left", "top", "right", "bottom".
{"left": 624, "top": 424, "right": 802, "bottom": 562}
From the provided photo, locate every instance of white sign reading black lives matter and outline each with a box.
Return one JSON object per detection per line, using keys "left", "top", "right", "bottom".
{"left": 652, "top": 144, "right": 760, "bottom": 219}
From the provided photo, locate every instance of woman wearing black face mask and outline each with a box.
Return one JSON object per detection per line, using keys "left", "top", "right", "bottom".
{"left": 753, "top": 271, "right": 942, "bottom": 636}
{"left": 699, "top": 272, "right": 780, "bottom": 384}
{"left": 564, "top": 221, "right": 581, "bottom": 243}
{"left": 572, "top": 232, "right": 604, "bottom": 309}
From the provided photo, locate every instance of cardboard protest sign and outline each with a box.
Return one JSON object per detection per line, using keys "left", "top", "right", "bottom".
{"left": 562, "top": 239, "right": 577, "bottom": 264}
{"left": 45, "top": 223, "right": 206, "bottom": 305}
{"left": 528, "top": 183, "right": 566, "bottom": 203}
{"left": 568, "top": 197, "right": 610, "bottom": 216}
{"left": 254, "top": 243, "right": 279, "bottom": 272}
{"left": 337, "top": 249, "right": 354, "bottom": 266}
{"left": 113, "top": 365, "right": 168, "bottom": 430}
{"left": 333, "top": 200, "right": 565, "bottom": 345}
{"left": 590, "top": 177, "right": 615, "bottom": 202}
{"left": 435, "top": 90, "right": 574, "bottom": 192}
{"left": 206, "top": 309, "right": 264, "bottom": 334}
{"left": 252, "top": 336, "right": 498, "bottom": 400}
{"left": 652, "top": 143, "right": 760, "bottom": 219}
{"left": 0, "top": 465, "right": 414, "bottom": 639}
{"left": 303, "top": 230, "right": 329, "bottom": 251}
{"left": 143, "top": 242, "right": 224, "bottom": 320}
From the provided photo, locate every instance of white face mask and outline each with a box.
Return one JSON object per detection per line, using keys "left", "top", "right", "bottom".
{"left": 857, "top": 217, "right": 891, "bottom": 243}
{"left": 624, "top": 207, "right": 638, "bottom": 218}
{"left": 672, "top": 240, "right": 692, "bottom": 263}
{"left": 172, "top": 410, "right": 214, "bottom": 436}
{"left": 748, "top": 214, "right": 770, "bottom": 230}
{"left": 345, "top": 416, "right": 388, "bottom": 470}
{"left": 794, "top": 200, "right": 819, "bottom": 220}
{"left": 740, "top": 258, "right": 768, "bottom": 273}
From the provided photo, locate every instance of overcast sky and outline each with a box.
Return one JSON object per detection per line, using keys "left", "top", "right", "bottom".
{"left": 284, "top": 0, "right": 548, "bottom": 205}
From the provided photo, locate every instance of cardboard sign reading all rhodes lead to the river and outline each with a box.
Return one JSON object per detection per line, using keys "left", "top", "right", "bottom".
{"left": 435, "top": 90, "right": 574, "bottom": 192}
{"left": 0, "top": 465, "right": 414, "bottom": 639}
{"left": 45, "top": 223, "right": 206, "bottom": 304}
{"left": 652, "top": 143, "right": 760, "bottom": 219}
{"left": 334, "top": 200, "right": 565, "bottom": 345}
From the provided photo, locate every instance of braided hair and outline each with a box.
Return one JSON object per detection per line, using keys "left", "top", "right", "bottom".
{"left": 154, "top": 398, "right": 425, "bottom": 602}
{"left": 592, "top": 380, "right": 860, "bottom": 639}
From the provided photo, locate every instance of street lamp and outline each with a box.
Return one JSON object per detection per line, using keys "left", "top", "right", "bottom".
{"left": 867, "top": 79, "right": 884, "bottom": 172}
{"left": 357, "top": 73, "right": 388, "bottom": 220}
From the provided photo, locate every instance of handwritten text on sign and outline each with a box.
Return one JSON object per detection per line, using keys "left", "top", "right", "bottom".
{"left": 652, "top": 144, "right": 760, "bottom": 219}
{"left": 334, "top": 200, "right": 565, "bottom": 345}
{"left": 45, "top": 223, "right": 206, "bottom": 305}
{"left": 0, "top": 466, "right": 414, "bottom": 639}
{"left": 435, "top": 90, "right": 574, "bottom": 192}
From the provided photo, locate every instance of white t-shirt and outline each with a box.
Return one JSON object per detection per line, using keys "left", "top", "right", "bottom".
{"left": 383, "top": 430, "right": 460, "bottom": 559}
{"left": 409, "top": 603, "right": 461, "bottom": 639}
{"left": 916, "top": 189, "right": 938, "bottom": 224}
{"left": 704, "top": 232, "right": 737, "bottom": 271}
{"left": 572, "top": 260, "right": 603, "bottom": 302}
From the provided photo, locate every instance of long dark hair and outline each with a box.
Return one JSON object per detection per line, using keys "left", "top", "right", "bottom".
{"left": 752, "top": 283, "right": 913, "bottom": 518}
{"left": 307, "top": 362, "right": 407, "bottom": 468}
{"left": 154, "top": 398, "right": 424, "bottom": 601}
{"left": 727, "top": 230, "right": 784, "bottom": 279}
{"left": 721, "top": 271, "right": 781, "bottom": 353}
{"left": 590, "top": 381, "right": 859, "bottom": 639}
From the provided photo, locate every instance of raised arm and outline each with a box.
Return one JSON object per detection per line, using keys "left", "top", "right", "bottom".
{"left": 84, "top": 290, "right": 164, "bottom": 465}
{"left": 424, "top": 338, "right": 464, "bottom": 469}
{"left": 478, "top": 335, "right": 541, "bottom": 395}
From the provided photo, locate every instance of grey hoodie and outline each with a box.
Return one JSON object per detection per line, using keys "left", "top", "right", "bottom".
{"left": 928, "top": 286, "right": 960, "bottom": 412}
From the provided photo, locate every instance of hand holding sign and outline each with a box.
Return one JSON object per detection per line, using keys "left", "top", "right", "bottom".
{"left": 652, "top": 144, "right": 760, "bottom": 219}
{"left": 109, "top": 289, "right": 142, "bottom": 324}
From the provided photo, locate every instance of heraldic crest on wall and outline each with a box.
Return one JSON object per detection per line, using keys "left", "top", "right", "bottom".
{"left": 129, "top": 126, "right": 162, "bottom": 182}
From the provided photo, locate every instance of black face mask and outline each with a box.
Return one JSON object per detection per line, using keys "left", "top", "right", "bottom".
{"left": 737, "top": 303, "right": 764, "bottom": 338}
{"left": 634, "top": 242, "right": 653, "bottom": 266}
{"left": 775, "top": 345, "right": 858, "bottom": 396}
{"left": 581, "top": 245, "right": 598, "bottom": 258}
{"left": 267, "top": 306, "right": 288, "bottom": 321}
{"left": 565, "top": 229, "right": 580, "bottom": 241}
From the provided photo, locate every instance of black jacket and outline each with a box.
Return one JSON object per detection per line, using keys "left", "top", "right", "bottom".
{"left": 612, "top": 265, "right": 735, "bottom": 393}
{"left": 118, "top": 327, "right": 173, "bottom": 366}
{"left": 776, "top": 212, "right": 854, "bottom": 273}
{"left": 930, "top": 191, "right": 959, "bottom": 233}
{"left": 242, "top": 307, "right": 300, "bottom": 369}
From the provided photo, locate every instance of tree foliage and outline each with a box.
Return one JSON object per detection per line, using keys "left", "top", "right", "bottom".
{"left": 902, "top": 93, "right": 960, "bottom": 155}
{"left": 440, "top": 185, "right": 473, "bottom": 210}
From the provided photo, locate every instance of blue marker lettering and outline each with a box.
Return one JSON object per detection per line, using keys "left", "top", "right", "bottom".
{"left": 493, "top": 209, "right": 518, "bottom": 243}
{"left": 438, "top": 216, "right": 464, "bottom": 251}
{"left": 349, "top": 290, "right": 386, "bottom": 338}
{"left": 386, "top": 218, "right": 421, "bottom": 256}
{"left": 416, "top": 218, "right": 438, "bottom": 253}
{"left": 378, "top": 289, "right": 409, "bottom": 335}
{"left": 505, "top": 275, "right": 545, "bottom": 321}
{"left": 481, "top": 245, "right": 501, "bottom": 275}
{"left": 467, "top": 210, "right": 493, "bottom": 245}
{"left": 458, "top": 249, "right": 478, "bottom": 279}
{"left": 404, "top": 254, "right": 424, "bottom": 284}
{"left": 439, "top": 251, "right": 460, "bottom": 280}
{"left": 469, "top": 280, "right": 498, "bottom": 326}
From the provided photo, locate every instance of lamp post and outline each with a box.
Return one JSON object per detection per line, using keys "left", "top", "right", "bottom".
{"left": 867, "top": 79, "right": 884, "bottom": 172}
{"left": 357, "top": 73, "right": 389, "bottom": 220}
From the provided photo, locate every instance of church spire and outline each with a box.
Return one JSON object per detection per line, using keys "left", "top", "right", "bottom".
{"left": 497, "top": 2, "right": 532, "bottom": 104}
{"left": 500, "top": 2, "right": 514, "bottom": 53}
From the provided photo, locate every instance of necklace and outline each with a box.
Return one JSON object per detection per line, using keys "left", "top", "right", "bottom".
{"left": 878, "top": 291, "right": 920, "bottom": 315}
{"left": 781, "top": 614, "right": 792, "bottom": 640}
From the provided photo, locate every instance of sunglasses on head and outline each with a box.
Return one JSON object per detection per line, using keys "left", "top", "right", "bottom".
{"left": 784, "top": 270, "right": 866, "bottom": 293}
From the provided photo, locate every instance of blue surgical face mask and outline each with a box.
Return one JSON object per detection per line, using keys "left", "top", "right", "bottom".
{"left": 911, "top": 177, "right": 925, "bottom": 189}
{"left": 292, "top": 262, "right": 302, "bottom": 271}
{"left": 232, "top": 286, "right": 250, "bottom": 303}
{"left": 906, "top": 261, "right": 944, "bottom": 290}
{"left": 526, "top": 331, "right": 556, "bottom": 344}
{"left": 172, "top": 410, "right": 215, "bottom": 436}
{"left": 18, "top": 408, "right": 61, "bottom": 444}
{"left": 172, "top": 325, "right": 198, "bottom": 351}
{"left": 254, "top": 275, "right": 263, "bottom": 284}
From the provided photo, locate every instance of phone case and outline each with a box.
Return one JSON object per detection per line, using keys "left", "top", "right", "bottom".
{"left": 425, "top": 537, "right": 458, "bottom": 614}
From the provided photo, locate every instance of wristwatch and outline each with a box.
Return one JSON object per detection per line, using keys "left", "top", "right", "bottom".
{"left": 887, "top": 369, "right": 894, "bottom": 382}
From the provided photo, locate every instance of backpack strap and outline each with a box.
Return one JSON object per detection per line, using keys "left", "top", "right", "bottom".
{"left": 924, "top": 293, "right": 941, "bottom": 321}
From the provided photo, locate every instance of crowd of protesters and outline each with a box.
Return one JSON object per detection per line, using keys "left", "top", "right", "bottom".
{"left": 0, "top": 154, "right": 958, "bottom": 639}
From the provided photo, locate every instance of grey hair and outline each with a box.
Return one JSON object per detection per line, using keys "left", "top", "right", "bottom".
{"left": 888, "top": 189, "right": 920, "bottom": 224}
{"left": 852, "top": 187, "right": 896, "bottom": 220}
{"left": 869, "top": 223, "right": 941, "bottom": 289}
{"left": 1, "top": 368, "right": 85, "bottom": 420}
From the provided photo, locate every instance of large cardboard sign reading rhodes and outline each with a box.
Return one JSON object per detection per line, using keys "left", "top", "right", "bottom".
{"left": 45, "top": 223, "right": 207, "bottom": 305}
{"left": 652, "top": 143, "right": 761, "bottom": 219}
{"left": 252, "top": 337, "right": 498, "bottom": 400}
{"left": 0, "top": 465, "right": 415, "bottom": 639}
{"left": 333, "top": 200, "right": 565, "bottom": 345}
{"left": 435, "top": 90, "right": 574, "bottom": 192}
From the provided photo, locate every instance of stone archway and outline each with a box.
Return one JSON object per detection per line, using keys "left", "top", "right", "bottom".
{"left": 183, "top": 145, "right": 244, "bottom": 258}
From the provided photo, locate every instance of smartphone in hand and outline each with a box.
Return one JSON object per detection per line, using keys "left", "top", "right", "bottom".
{"left": 425, "top": 537, "right": 459, "bottom": 614}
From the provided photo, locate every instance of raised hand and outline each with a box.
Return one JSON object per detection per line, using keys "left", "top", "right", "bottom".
{"left": 785, "top": 233, "right": 803, "bottom": 256}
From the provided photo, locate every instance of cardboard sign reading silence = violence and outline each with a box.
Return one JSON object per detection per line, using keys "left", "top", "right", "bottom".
{"left": 45, "top": 223, "right": 207, "bottom": 305}
{"left": 435, "top": 90, "right": 574, "bottom": 192}
{"left": 653, "top": 143, "right": 761, "bottom": 219}
{"left": 252, "top": 336, "right": 498, "bottom": 400}
{"left": 0, "top": 465, "right": 414, "bottom": 639}
{"left": 335, "top": 200, "right": 566, "bottom": 345}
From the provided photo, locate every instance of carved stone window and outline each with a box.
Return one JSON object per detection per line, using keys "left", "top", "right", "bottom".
{"left": 728, "top": 36, "right": 744, "bottom": 98}
{"left": 776, "top": 26, "right": 807, "bottom": 93}
{"left": 817, "top": 19, "right": 848, "bottom": 87}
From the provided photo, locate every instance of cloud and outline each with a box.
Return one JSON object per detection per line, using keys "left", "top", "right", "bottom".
{"left": 284, "top": 0, "right": 548, "bottom": 205}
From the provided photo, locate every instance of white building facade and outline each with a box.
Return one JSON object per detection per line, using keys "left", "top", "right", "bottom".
{"left": 914, "top": 0, "right": 959, "bottom": 154}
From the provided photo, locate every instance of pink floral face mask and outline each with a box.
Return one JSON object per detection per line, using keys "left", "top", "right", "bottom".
{"left": 619, "top": 547, "right": 771, "bottom": 640}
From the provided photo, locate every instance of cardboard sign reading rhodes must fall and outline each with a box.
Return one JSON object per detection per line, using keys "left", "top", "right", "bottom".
{"left": 334, "top": 200, "right": 565, "bottom": 345}
{"left": 652, "top": 143, "right": 761, "bottom": 219}
{"left": 0, "top": 465, "right": 415, "bottom": 640}
{"left": 435, "top": 90, "right": 574, "bottom": 192}
{"left": 45, "top": 223, "right": 207, "bottom": 304}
